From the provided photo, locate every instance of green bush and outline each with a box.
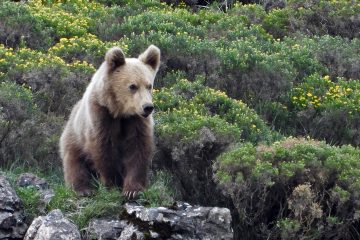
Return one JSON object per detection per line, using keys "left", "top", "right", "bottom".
{"left": 0, "top": 81, "right": 40, "bottom": 167}
{"left": 49, "top": 34, "right": 128, "bottom": 66}
{"left": 286, "top": 36, "right": 360, "bottom": 80}
{"left": 215, "top": 137, "right": 360, "bottom": 239}
{"left": 0, "top": 1, "right": 55, "bottom": 50}
{"left": 154, "top": 77, "right": 278, "bottom": 144}
{"left": 289, "top": 74, "right": 360, "bottom": 145}
{"left": 0, "top": 81, "right": 64, "bottom": 169}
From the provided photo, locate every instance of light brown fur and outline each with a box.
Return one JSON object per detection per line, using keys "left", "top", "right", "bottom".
{"left": 59, "top": 45, "right": 160, "bottom": 197}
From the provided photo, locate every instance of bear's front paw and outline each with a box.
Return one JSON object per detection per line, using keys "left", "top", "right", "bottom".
{"left": 123, "top": 184, "right": 144, "bottom": 199}
{"left": 76, "top": 188, "right": 94, "bottom": 197}
{"left": 123, "top": 190, "right": 142, "bottom": 199}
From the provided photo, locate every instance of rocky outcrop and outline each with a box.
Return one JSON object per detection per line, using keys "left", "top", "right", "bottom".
{"left": 2, "top": 172, "right": 233, "bottom": 240}
{"left": 124, "top": 201, "right": 232, "bottom": 240}
{"left": 86, "top": 202, "right": 233, "bottom": 240}
{"left": 0, "top": 175, "right": 28, "bottom": 239}
{"left": 24, "top": 209, "right": 80, "bottom": 240}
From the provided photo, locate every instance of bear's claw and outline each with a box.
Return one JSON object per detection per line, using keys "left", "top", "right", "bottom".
{"left": 123, "top": 190, "right": 140, "bottom": 199}
{"left": 77, "top": 188, "right": 94, "bottom": 197}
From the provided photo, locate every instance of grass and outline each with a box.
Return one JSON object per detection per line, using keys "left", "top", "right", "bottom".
{"left": 1, "top": 166, "right": 176, "bottom": 230}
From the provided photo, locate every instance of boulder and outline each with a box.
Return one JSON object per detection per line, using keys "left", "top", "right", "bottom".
{"left": 0, "top": 174, "right": 28, "bottom": 239}
{"left": 123, "top": 202, "right": 233, "bottom": 240}
{"left": 86, "top": 219, "right": 127, "bottom": 240}
{"left": 24, "top": 209, "right": 80, "bottom": 240}
{"left": 118, "top": 224, "right": 144, "bottom": 240}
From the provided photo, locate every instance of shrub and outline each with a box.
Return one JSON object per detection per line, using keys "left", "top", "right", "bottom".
{"left": 215, "top": 137, "right": 360, "bottom": 239}
{"left": 0, "top": 81, "right": 65, "bottom": 169}
{"left": 26, "top": 0, "right": 94, "bottom": 38}
{"left": 49, "top": 34, "right": 128, "bottom": 66}
{"left": 287, "top": 0, "right": 360, "bottom": 39}
{"left": 0, "top": 81, "right": 40, "bottom": 167}
{"left": 0, "top": 1, "right": 55, "bottom": 50}
{"left": 1, "top": 45, "right": 94, "bottom": 114}
{"left": 152, "top": 77, "right": 280, "bottom": 205}
{"left": 154, "top": 77, "right": 278, "bottom": 144}
{"left": 289, "top": 74, "right": 360, "bottom": 145}
{"left": 287, "top": 36, "right": 360, "bottom": 80}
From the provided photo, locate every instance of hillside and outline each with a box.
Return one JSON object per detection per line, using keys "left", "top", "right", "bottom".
{"left": 0, "top": 0, "right": 359, "bottom": 239}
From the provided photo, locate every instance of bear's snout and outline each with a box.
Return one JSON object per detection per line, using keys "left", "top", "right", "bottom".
{"left": 142, "top": 103, "right": 154, "bottom": 117}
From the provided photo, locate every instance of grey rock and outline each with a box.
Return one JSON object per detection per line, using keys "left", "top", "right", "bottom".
{"left": 17, "top": 173, "right": 54, "bottom": 205}
{"left": 0, "top": 212, "right": 15, "bottom": 229}
{"left": 118, "top": 224, "right": 144, "bottom": 240}
{"left": 0, "top": 174, "right": 28, "bottom": 239}
{"left": 17, "top": 173, "right": 49, "bottom": 190}
{"left": 86, "top": 219, "right": 127, "bottom": 240}
{"left": 123, "top": 202, "right": 233, "bottom": 240}
{"left": 24, "top": 209, "right": 80, "bottom": 240}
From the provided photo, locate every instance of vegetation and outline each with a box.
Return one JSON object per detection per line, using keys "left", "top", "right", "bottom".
{"left": 215, "top": 137, "right": 360, "bottom": 239}
{"left": 3, "top": 168, "right": 176, "bottom": 230}
{"left": 0, "top": 0, "right": 359, "bottom": 238}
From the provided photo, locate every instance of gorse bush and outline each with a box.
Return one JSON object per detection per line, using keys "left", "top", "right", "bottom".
{"left": 0, "top": 1, "right": 55, "bottom": 50}
{"left": 288, "top": 74, "right": 360, "bottom": 145}
{"left": 154, "top": 77, "right": 279, "bottom": 144}
{"left": 215, "top": 137, "right": 360, "bottom": 239}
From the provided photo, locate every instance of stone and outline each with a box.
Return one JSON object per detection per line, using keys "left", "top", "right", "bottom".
{"left": 123, "top": 202, "right": 233, "bottom": 240}
{"left": 17, "top": 173, "right": 54, "bottom": 205}
{"left": 86, "top": 218, "right": 127, "bottom": 240}
{"left": 118, "top": 224, "right": 144, "bottom": 240}
{"left": 0, "top": 174, "right": 28, "bottom": 239}
{"left": 24, "top": 209, "right": 80, "bottom": 240}
{"left": 17, "top": 173, "right": 49, "bottom": 190}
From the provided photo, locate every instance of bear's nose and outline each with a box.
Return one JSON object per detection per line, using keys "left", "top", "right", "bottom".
{"left": 143, "top": 104, "right": 154, "bottom": 115}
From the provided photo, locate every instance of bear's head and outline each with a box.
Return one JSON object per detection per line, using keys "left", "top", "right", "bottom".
{"left": 103, "top": 45, "right": 160, "bottom": 118}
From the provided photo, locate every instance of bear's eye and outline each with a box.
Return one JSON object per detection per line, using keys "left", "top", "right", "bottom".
{"left": 147, "top": 84, "right": 152, "bottom": 90}
{"left": 129, "top": 84, "right": 138, "bottom": 91}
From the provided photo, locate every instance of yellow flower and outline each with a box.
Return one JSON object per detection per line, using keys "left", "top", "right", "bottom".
{"left": 307, "top": 92, "right": 312, "bottom": 97}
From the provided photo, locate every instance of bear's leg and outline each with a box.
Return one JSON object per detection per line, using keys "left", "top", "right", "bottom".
{"left": 123, "top": 154, "right": 149, "bottom": 198}
{"left": 89, "top": 146, "right": 121, "bottom": 188}
{"left": 63, "top": 147, "right": 93, "bottom": 196}
{"left": 122, "top": 118, "right": 153, "bottom": 198}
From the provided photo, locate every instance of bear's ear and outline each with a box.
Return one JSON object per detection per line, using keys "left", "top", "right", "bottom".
{"left": 139, "top": 45, "right": 161, "bottom": 71}
{"left": 105, "top": 47, "right": 126, "bottom": 71}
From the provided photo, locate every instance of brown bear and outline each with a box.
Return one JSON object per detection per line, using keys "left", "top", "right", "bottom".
{"left": 59, "top": 45, "right": 160, "bottom": 198}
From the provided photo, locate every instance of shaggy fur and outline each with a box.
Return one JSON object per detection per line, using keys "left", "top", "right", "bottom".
{"left": 59, "top": 45, "right": 160, "bottom": 198}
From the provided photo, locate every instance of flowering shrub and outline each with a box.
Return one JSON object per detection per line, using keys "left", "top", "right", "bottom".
{"left": 154, "top": 78, "right": 279, "bottom": 144}
{"left": 287, "top": 74, "right": 360, "bottom": 145}
{"left": 215, "top": 137, "right": 360, "bottom": 239}
{"left": 291, "top": 74, "right": 360, "bottom": 115}
{"left": 0, "top": 1, "right": 55, "bottom": 49}
{"left": 49, "top": 34, "right": 128, "bottom": 66}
